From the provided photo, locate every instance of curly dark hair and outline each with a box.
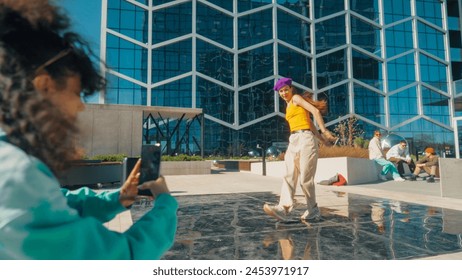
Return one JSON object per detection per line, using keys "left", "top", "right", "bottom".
{"left": 0, "top": 0, "right": 106, "bottom": 175}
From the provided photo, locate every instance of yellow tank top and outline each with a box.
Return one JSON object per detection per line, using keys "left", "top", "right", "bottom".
{"left": 285, "top": 99, "right": 310, "bottom": 132}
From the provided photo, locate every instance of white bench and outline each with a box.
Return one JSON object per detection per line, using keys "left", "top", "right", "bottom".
{"left": 251, "top": 157, "right": 381, "bottom": 185}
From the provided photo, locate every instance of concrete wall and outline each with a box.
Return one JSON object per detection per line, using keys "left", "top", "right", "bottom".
{"left": 439, "top": 158, "right": 462, "bottom": 198}
{"left": 77, "top": 104, "right": 144, "bottom": 157}
{"left": 251, "top": 157, "right": 380, "bottom": 185}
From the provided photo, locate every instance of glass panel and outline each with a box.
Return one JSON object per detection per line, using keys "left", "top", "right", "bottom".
{"left": 152, "top": 39, "right": 192, "bottom": 83}
{"left": 389, "top": 87, "right": 418, "bottom": 127}
{"left": 383, "top": 0, "right": 411, "bottom": 24}
{"left": 205, "top": 0, "right": 233, "bottom": 12}
{"left": 197, "top": 40, "right": 234, "bottom": 86}
{"left": 153, "top": 0, "right": 176, "bottom": 5}
{"left": 196, "top": 78, "right": 234, "bottom": 124}
{"left": 458, "top": 119, "right": 462, "bottom": 158}
{"left": 352, "top": 50, "right": 383, "bottom": 91}
{"left": 238, "top": 44, "right": 274, "bottom": 86}
{"left": 323, "top": 83, "right": 350, "bottom": 122}
{"left": 393, "top": 119, "right": 455, "bottom": 157}
{"left": 277, "top": 45, "right": 312, "bottom": 88}
{"left": 277, "top": 0, "right": 310, "bottom": 18}
{"left": 134, "top": 0, "right": 148, "bottom": 5}
{"left": 197, "top": 2, "right": 234, "bottom": 48}
{"left": 277, "top": 10, "right": 311, "bottom": 52}
{"left": 106, "top": 33, "right": 148, "bottom": 82}
{"left": 317, "top": 49, "right": 348, "bottom": 90}
{"left": 448, "top": 17, "right": 460, "bottom": 30}
{"left": 351, "top": 15, "right": 381, "bottom": 56}
{"left": 451, "top": 48, "right": 462, "bottom": 62}
{"left": 107, "top": 1, "right": 148, "bottom": 43}
{"left": 314, "top": 0, "right": 344, "bottom": 19}
{"left": 239, "top": 0, "right": 272, "bottom": 13}
{"left": 203, "top": 116, "right": 288, "bottom": 157}
{"left": 419, "top": 54, "right": 448, "bottom": 91}
{"left": 449, "top": 30, "right": 462, "bottom": 48}
{"left": 151, "top": 77, "right": 192, "bottom": 107}
{"left": 351, "top": 120, "right": 382, "bottom": 142}
{"left": 416, "top": 0, "right": 443, "bottom": 28}
{"left": 152, "top": 2, "right": 192, "bottom": 44}
{"left": 350, "top": 0, "right": 379, "bottom": 22}
{"left": 452, "top": 62, "right": 462, "bottom": 80}
{"left": 456, "top": 96, "right": 462, "bottom": 117}
{"left": 316, "top": 15, "right": 346, "bottom": 53}
{"left": 105, "top": 73, "right": 146, "bottom": 105}
{"left": 387, "top": 53, "right": 415, "bottom": 92}
{"left": 354, "top": 83, "right": 386, "bottom": 126}
{"left": 422, "top": 86, "right": 450, "bottom": 126}
{"left": 385, "top": 20, "right": 413, "bottom": 58}
{"left": 418, "top": 22, "right": 445, "bottom": 60}
{"left": 238, "top": 8, "right": 273, "bottom": 49}
{"left": 239, "top": 81, "right": 275, "bottom": 125}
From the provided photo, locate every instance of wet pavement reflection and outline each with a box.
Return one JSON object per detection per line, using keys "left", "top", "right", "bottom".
{"left": 131, "top": 191, "right": 462, "bottom": 260}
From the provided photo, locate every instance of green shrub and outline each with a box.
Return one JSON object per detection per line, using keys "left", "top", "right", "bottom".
{"left": 161, "top": 154, "right": 203, "bottom": 161}
{"left": 90, "top": 154, "right": 127, "bottom": 162}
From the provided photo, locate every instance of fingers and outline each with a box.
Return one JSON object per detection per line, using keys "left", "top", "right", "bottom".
{"left": 128, "top": 159, "right": 141, "bottom": 179}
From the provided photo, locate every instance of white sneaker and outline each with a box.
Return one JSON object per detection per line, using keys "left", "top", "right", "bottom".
{"left": 379, "top": 175, "right": 388, "bottom": 181}
{"left": 394, "top": 177, "right": 405, "bottom": 182}
{"left": 301, "top": 204, "right": 321, "bottom": 221}
{"left": 263, "top": 203, "right": 293, "bottom": 222}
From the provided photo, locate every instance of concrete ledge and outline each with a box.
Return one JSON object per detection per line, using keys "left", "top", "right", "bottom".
{"left": 60, "top": 162, "right": 122, "bottom": 187}
{"left": 161, "top": 161, "right": 212, "bottom": 175}
{"left": 251, "top": 157, "right": 379, "bottom": 185}
{"left": 439, "top": 158, "right": 462, "bottom": 198}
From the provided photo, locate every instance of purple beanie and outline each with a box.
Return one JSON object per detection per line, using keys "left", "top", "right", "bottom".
{"left": 273, "top": 77, "right": 292, "bottom": 91}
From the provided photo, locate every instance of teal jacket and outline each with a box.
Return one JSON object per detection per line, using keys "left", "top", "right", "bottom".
{"left": 0, "top": 130, "right": 178, "bottom": 259}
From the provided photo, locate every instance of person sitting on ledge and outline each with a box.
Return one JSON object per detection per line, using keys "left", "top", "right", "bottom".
{"left": 368, "top": 131, "right": 405, "bottom": 182}
{"left": 386, "top": 140, "right": 416, "bottom": 177}
{"left": 409, "top": 147, "right": 439, "bottom": 183}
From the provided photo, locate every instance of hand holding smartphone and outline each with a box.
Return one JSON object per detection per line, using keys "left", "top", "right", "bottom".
{"left": 138, "top": 144, "right": 161, "bottom": 196}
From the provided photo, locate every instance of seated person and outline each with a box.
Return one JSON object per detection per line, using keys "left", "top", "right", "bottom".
{"left": 368, "top": 131, "right": 405, "bottom": 182}
{"left": 386, "top": 140, "right": 416, "bottom": 177}
{"left": 409, "top": 147, "right": 439, "bottom": 183}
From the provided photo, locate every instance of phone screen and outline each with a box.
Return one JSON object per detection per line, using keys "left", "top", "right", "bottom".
{"left": 138, "top": 144, "right": 161, "bottom": 195}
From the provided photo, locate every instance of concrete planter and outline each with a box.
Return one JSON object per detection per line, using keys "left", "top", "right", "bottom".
{"left": 60, "top": 160, "right": 212, "bottom": 188}
{"left": 251, "top": 157, "right": 379, "bottom": 185}
{"left": 59, "top": 161, "right": 122, "bottom": 188}
{"left": 160, "top": 161, "right": 212, "bottom": 175}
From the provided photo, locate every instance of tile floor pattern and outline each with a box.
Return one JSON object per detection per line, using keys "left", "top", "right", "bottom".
{"left": 131, "top": 191, "right": 462, "bottom": 260}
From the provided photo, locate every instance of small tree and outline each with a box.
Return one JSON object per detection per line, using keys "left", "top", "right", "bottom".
{"left": 333, "top": 116, "right": 364, "bottom": 147}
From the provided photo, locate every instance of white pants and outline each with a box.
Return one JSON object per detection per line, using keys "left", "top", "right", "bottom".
{"left": 278, "top": 131, "right": 319, "bottom": 212}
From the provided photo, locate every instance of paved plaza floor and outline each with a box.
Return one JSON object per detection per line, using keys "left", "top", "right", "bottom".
{"left": 108, "top": 170, "right": 462, "bottom": 260}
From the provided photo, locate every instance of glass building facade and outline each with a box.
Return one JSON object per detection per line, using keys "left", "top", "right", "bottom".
{"left": 100, "top": 0, "right": 462, "bottom": 157}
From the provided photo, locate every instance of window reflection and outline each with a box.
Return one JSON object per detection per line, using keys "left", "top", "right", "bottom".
{"left": 197, "top": 3, "right": 233, "bottom": 48}
{"left": 352, "top": 50, "right": 383, "bottom": 91}
{"left": 152, "top": 77, "right": 192, "bottom": 108}
{"left": 387, "top": 54, "right": 415, "bottom": 92}
{"left": 385, "top": 21, "right": 413, "bottom": 58}
{"left": 354, "top": 84, "right": 386, "bottom": 126}
{"left": 351, "top": 16, "right": 381, "bottom": 56}
{"left": 383, "top": 0, "right": 411, "bottom": 24}
{"left": 197, "top": 40, "right": 234, "bottom": 86}
{"left": 277, "top": 10, "right": 310, "bottom": 52}
{"left": 152, "top": 39, "right": 192, "bottom": 83}
{"left": 238, "top": 45, "right": 274, "bottom": 86}
{"left": 196, "top": 78, "right": 234, "bottom": 124}
{"left": 152, "top": 3, "right": 192, "bottom": 44}
{"left": 389, "top": 87, "right": 418, "bottom": 127}
{"left": 238, "top": 8, "right": 273, "bottom": 49}
{"left": 105, "top": 73, "right": 146, "bottom": 105}
{"left": 239, "top": 81, "right": 275, "bottom": 125}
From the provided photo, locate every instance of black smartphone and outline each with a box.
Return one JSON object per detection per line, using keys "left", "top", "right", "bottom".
{"left": 138, "top": 144, "right": 161, "bottom": 196}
